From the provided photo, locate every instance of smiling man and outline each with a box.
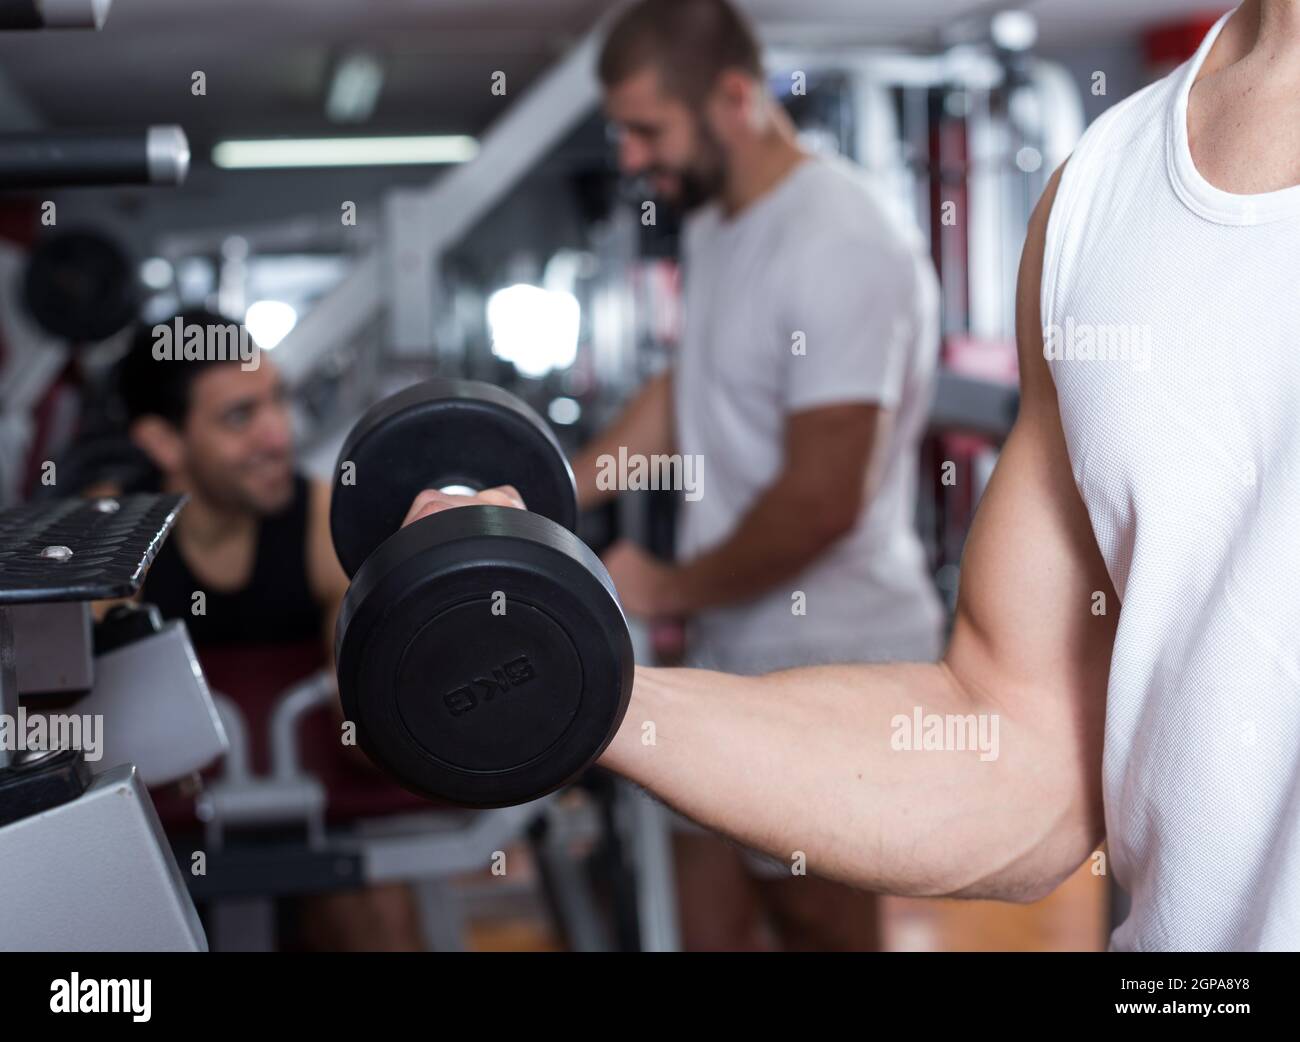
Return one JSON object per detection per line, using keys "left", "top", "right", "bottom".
{"left": 115, "top": 309, "right": 427, "bottom": 952}
{"left": 567, "top": 0, "right": 946, "bottom": 950}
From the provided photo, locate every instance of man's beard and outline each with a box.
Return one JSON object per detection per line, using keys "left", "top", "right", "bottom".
{"left": 660, "top": 121, "right": 727, "bottom": 214}
{"left": 674, "top": 164, "right": 725, "bottom": 213}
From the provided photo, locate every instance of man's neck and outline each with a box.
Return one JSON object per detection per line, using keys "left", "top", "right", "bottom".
{"left": 1259, "top": 0, "right": 1300, "bottom": 49}
{"left": 163, "top": 476, "right": 254, "bottom": 549}
{"left": 1216, "top": 1, "right": 1300, "bottom": 72}
{"left": 720, "top": 105, "right": 810, "bottom": 218}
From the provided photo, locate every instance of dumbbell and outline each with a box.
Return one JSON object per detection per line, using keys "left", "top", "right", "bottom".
{"left": 330, "top": 378, "right": 634, "bottom": 808}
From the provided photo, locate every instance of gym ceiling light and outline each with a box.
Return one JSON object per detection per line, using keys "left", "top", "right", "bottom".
{"left": 211, "top": 135, "right": 479, "bottom": 170}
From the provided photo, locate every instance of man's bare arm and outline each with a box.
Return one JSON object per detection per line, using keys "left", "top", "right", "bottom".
{"left": 572, "top": 371, "right": 674, "bottom": 510}
{"left": 658, "top": 403, "right": 885, "bottom": 613}
{"left": 600, "top": 164, "right": 1119, "bottom": 903}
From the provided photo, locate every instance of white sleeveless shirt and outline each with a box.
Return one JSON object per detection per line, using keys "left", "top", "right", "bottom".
{"left": 1042, "top": 9, "right": 1300, "bottom": 950}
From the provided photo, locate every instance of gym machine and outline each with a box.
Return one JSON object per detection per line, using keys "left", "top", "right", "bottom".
{"left": 0, "top": 126, "right": 191, "bottom": 190}
{"left": 0, "top": 0, "right": 212, "bottom": 952}
{"left": 0, "top": 494, "right": 221, "bottom": 951}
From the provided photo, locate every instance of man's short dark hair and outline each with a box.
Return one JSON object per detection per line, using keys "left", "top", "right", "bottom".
{"left": 118, "top": 308, "right": 246, "bottom": 427}
{"left": 598, "top": 0, "right": 764, "bottom": 103}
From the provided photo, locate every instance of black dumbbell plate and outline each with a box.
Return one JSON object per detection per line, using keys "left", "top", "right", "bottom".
{"left": 335, "top": 506, "right": 633, "bottom": 807}
{"left": 330, "top": 378, "right": 578, "bottom": 577}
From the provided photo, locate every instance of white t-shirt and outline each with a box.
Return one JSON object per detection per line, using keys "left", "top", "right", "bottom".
{"left": 673, "top": 155, "right": 945, "bottom": 674}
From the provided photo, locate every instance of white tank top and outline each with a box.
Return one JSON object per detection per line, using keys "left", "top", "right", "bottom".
{"left": 1042, "top": 10, "right": 1300, "bottom": 950}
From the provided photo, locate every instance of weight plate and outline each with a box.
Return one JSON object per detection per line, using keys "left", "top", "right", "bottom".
{"left": 335, "top": 506, "right": 633, "bottom": 808}
{"left": 24, "top": 229, "right": 138, "bottom": 343}
{"left": 330, "top": 378, "right": 577, "bottom": 577}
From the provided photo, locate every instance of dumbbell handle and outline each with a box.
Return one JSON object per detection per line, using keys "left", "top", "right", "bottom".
{"left": 0, "top": 126, "right": 190, "bottom": 189}
{"left": 432, "top": 481, "right": 482, "bottom": 498}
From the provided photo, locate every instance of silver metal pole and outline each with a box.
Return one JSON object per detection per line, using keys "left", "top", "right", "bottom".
{"left": 624, "top": 783, "right": 681, "bottom": 952}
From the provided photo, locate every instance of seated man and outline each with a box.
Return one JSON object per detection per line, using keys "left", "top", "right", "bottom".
{"left": 108, "top": 309, "right": 426, "bottom": 951}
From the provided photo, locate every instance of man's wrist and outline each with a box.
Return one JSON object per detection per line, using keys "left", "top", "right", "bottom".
{"left": 601, "top": 664, "right": 661, "bottom": 774}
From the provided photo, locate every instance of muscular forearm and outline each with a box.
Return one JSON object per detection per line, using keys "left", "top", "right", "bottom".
{"left": 600, "top": 660, "right": 1101, "bottom": 902}
{"left": 572, "top": 372, "right": 674, "bottom": 510}
{"left": 665, "top": 476, "right": 852, "bottom": 613}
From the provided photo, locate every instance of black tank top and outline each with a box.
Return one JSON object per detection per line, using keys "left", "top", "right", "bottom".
{"left": 141, "top": 474, "right": 321, "bottom": 645}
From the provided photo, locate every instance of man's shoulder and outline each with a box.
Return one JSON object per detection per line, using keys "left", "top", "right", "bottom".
{"left": 780, "top": 156, "right": 924, "bottom": 265}
{"left": 1074, "top": 75, "right": 1172, "bottom": 161}
{"left": 796, "top": 154, "right": 876, "bottom": 198}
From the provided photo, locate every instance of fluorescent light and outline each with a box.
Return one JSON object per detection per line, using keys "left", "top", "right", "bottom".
{"left": 487, "top": 284, "right": 580, "bottom": 379}
{"left": 326, "top": 52, "right": 385, "bottom": 124}
{"left": 244, "top": 300, "right": 298, "bottom": 350}
{"left": 212, "top": 135, "right": 478, "bottom": 170}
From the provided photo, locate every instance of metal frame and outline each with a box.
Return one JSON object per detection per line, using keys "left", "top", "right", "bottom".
{"left": 271, "top": 25, "right": 606, "bottom": 383}
{"left": 191, "top": 670, "right": 681, "bottom": 951}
